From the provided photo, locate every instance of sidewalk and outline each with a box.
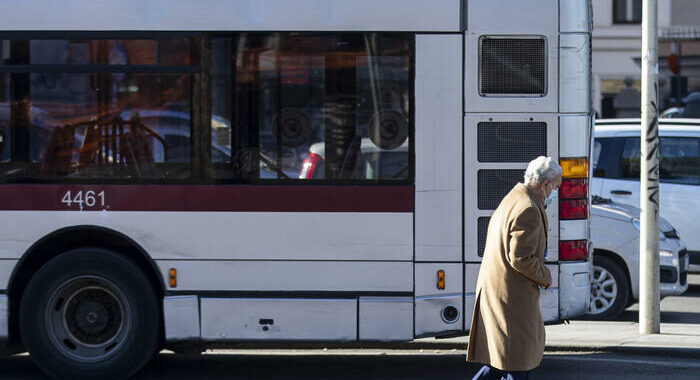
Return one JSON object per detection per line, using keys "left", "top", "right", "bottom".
{"left": 403, "top": 320, "right": 700, "bottom": 358}
{"left": 209, "top": 320, "right": 700, "bottom": 358}
{"left": 544, "top": 320, "right": 700, "bottom": 356}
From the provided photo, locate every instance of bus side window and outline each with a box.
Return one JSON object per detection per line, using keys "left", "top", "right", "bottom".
{"left": 210, "top": 33, "right": 412, "bottom": 184}
{"left": 0, "top": 38, "right": 199, "bottom": 182}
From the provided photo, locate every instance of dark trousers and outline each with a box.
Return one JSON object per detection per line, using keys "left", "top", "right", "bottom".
{"left": 471, "top": 364, "right": 530, "bottom": 380}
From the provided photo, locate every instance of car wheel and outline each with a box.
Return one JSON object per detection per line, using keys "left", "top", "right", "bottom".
{"left": 585, "top": 254, "right": 630, "bottom": 320}
{"left": 20, "top": 248, "right": 160, "bottom": 380}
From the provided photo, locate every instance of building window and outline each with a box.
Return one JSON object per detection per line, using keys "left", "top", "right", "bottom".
{"left": 614, "top": 0, "right": 642, "bottom": 24}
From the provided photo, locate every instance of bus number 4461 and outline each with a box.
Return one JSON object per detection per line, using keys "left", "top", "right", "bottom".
{"left": 61, "top": 190, "right": 106, "bottom": 208}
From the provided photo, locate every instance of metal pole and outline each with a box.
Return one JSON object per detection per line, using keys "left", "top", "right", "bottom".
{"left": 640, "top": 0, "right": 660, "bottom": 335}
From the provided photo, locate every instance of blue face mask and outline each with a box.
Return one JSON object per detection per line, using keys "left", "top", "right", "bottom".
{"left": 544, "top": 189, "right": 557, "bottom": 209}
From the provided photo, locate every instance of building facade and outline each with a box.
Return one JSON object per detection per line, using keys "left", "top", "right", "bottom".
{"left": 592, "top": 0, "right": 700, "bottom": 117}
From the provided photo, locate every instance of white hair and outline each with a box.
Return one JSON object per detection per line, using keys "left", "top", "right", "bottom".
{"left": 524, "top": 156, "right": 562, "bottom": 186}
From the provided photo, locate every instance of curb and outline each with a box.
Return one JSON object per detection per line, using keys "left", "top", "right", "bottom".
{"left": 201, "top": 341, "right": 700, "bottom": 358}
{"left": 545, "top": 344, "right": 700, "bottom": 358}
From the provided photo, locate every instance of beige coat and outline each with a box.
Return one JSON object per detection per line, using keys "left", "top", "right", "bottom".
{"left": 466, "top": 183, "right": 552, "bottom": 371}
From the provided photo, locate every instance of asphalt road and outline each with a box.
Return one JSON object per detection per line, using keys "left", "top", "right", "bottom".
{"left": 619, "top": 274, "right": 700, "bottom": 324}
{"left": 1, "top": 275, "right": 698, "bottom": 380}
{"left": 2, "top": 349, "right": 699, "bottom": 380}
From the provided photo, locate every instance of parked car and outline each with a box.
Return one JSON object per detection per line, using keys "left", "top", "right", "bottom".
{"left": 660, "top": 92, "right": 700, "bottom": 119}
{"left": 680, "top": 92, "right": 700, "bottom": 118}
{"left": 593, "top": 118, "right": 700, "bottom": 273}
{"left": 588, "top": 196, "right": 689, "bottom": 320}
{"left": 660, "top": 107, "right": 683, "bottom": 118}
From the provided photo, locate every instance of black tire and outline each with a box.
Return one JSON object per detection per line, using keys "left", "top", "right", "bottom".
{"left": 585, "top": 254, "right": 630, "bottom": 320}
{"left": 20, "top": 248, "right": 160, "bottom": 380}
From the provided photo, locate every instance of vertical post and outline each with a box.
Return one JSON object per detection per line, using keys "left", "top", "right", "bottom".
{"left": 640, "top": 0, "right": 660, "bottom": 335}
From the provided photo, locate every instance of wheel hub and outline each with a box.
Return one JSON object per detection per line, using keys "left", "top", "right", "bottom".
{"left": 66, "top": 288, "right": 121, "bottom": 345}
{"left": 587, "top": 265, "right": 619, "bottom": 315}
{"left": 46, "top": 276, "right": 131, "bottom": 362}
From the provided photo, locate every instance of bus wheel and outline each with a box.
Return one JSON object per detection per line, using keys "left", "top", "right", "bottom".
{"left": 585, "top": 255, "right": 630, "bottom": 320}
{"left": 20, "top": 248, "right": 159, "bottom": 380}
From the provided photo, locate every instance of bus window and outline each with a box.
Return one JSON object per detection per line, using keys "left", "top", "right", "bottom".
{"left": 28, "top": 38, "right": 197, "bottom": 66}
{"left": 211, "top": 33, "right": 412, "bottom": 183}
{"left": 0, "top": 74, "right": 9, "bottom": 163}
{"left": 0, "top": 37, "right": 199, "bottom": 181}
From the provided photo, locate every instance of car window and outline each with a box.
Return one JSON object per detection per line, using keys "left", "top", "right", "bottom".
{"left": 620, "top": 137, "right": 641, "bottom": 179}
{"left": 659, "top": 137, "right": 700, "bottom": 185}
{"left": 592, "top": 139, "right": 602, "bottom": 170}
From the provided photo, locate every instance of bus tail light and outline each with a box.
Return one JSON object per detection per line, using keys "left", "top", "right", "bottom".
{"left": 559, "top": 158, "right": 589, "bottom": 220}
{"left": 560, "top": 199, "right": 588, "bottom": 220}
{"left": 559, "top": 178, "right": 588, "bottom": 199}
{"left": 559, "top": 240, "right": 589, "bottom": 261}
{"left": 299, "top": 153, "right": 322, "bottom": 179}
{"left": 560, "top": 157, "right": 588, "bottom": 178}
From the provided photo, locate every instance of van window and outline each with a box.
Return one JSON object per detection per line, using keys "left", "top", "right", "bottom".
{"left": 620, "top": 137, "right": 641, "bottom": 179}
{"left": 593, "top": 137, "right": 622, "bottom": 179}
{"left": 659, "top": 137, "right": 700, "bottom": 185}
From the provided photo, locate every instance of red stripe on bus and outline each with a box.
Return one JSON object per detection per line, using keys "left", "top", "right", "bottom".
{"left": 0, "top": 185, "right": 414, "bottom": 212}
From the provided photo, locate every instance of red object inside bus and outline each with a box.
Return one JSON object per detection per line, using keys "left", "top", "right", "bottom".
{"left": 299, "top": 152, "right": 322, "bottom": 179}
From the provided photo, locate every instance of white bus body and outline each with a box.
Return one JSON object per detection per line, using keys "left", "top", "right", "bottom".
{"left": 0, "top": 1, "right": 592, "bottom": 378}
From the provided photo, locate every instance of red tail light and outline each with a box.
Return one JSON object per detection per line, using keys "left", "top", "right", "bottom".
{"left": 559, "top": 178, "right": 588, "bottom": 199}
{"left": 299, "top": 153, "right": 322, "bottom": 179}
{"left": 560, "top": 240, "right": 589, "bottom": 261}
{"left": 559, "top": 199, "right": 588, "bottom": 220}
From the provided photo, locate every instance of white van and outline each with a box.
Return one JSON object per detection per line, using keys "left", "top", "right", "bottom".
{"left": 592, "top": 119, "right": 700, "bottom": 273}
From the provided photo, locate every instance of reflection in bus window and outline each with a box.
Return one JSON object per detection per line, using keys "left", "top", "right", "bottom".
{"left": 0, "top": 37, "right": 199, "bottom": 181}
{"left": 0, "top": 75, "right": 11, "bottom": 163}
{"left": 30, "top": 73, "right": 191, "bottom": 179}
{"left": 26, "top": 39, "right": 198, "bottom": 66}
{"left": 211, "top": 33, "right": 412, "bottom": 183}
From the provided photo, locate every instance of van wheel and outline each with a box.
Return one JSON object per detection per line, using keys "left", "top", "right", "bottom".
{"left": 20, "top": 248, "right": 159, "bottom": 380}
{"left": 585, "top": 255, "right": 630, "bottom": 320}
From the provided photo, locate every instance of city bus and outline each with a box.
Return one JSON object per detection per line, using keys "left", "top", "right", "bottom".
{"left": 0, "top": 0, "right": 593, "bottom": 378}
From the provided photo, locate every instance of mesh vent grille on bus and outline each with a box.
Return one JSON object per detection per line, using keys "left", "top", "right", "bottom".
{"left": 478, "top": 169, "right": 525, "bottom": 210}
{"left": 480, "top": 37, "right": 546, "bottom": 95}
{"left": 478, "top": 217, "right": 490, "bottom": 257}
{"left": 477, "top": 122, "right": 547, "bottom": 162}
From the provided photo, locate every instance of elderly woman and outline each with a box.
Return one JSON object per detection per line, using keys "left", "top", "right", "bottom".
{"left": 467, "top": 156, "right": 562, "bottom": 380}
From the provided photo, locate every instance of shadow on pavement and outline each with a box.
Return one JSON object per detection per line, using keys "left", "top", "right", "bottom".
{"left": 616, "top": 309, "right": 700, "bottom": 324}
{"left": 0, "top": 355, "right": 45, "bottom": 379}
{"left": 135, "top": 353, "right": 474, "bottom": 380}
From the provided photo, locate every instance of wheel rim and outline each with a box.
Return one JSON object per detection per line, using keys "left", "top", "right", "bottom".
{"left": 587, "top": 265, "right": 619, "bottom": 315}
{"left": 46, "top": 276, "right": 132, "bottom": 362}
